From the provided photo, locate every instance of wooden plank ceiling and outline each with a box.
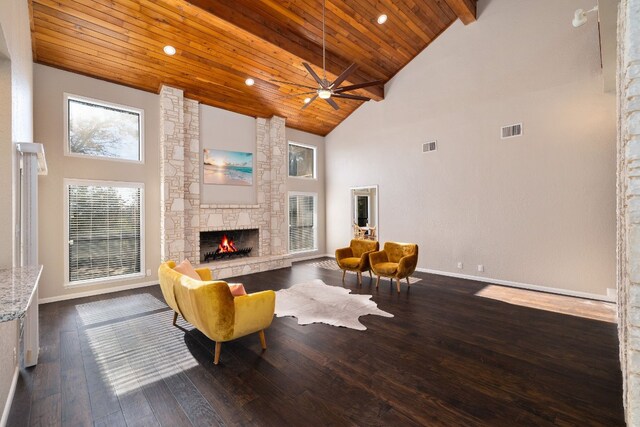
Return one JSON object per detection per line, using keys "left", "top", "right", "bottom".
{"left": 29, "top": 0, "right": 476, "bottom": 136}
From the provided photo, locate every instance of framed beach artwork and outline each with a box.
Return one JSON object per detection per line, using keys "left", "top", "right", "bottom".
{"left": 203, "top": 149, "right": 253, "bottom": 186}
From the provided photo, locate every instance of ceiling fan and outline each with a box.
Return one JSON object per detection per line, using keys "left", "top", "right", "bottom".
{"left": 272, "top": 0, "right": 383, "bottom": 110}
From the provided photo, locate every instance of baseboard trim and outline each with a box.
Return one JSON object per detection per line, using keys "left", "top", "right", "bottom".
{"left": 38, "top": 280, "right": 158, "bottom": 304}
{"left": 292, "top": 253, "right": 333, "bottom": 262}
{"left": 417, "top": 268, "right": 614, "bottom": 303}
{"left": 1, "top": 367, "right": 19, "bottom": 427}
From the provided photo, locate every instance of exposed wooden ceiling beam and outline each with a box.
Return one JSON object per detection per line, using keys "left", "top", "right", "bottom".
{"left": 444, "top": 0, "right": 476, "bottom": 25}
{"left": 183, "top": 0, "right": 384, "bottom": 101}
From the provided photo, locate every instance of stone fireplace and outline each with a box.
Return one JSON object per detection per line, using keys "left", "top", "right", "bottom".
{"left": 160, "top": 86, "right": 291, "bottom": 279}
{"left": 200, "top": 228, "right": 259, "bottom": 263}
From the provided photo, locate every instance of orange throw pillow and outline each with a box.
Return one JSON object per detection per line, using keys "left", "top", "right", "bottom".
{"left": 228, "top": 283, "right": 247, "bottom": 297}
{"left": 174, "top": 259, "right": 200, "bottom": 280}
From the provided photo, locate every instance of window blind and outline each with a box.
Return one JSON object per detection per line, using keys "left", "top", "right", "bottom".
{"left": 289, "top": 194, "right": 316, "bottom": 252}
{"left": 68, "top": 183, "right": 142, "bottom": 283}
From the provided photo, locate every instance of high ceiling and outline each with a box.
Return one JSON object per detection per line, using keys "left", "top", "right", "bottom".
{"left": 29, "top": 0, "right": 476, "bottom": 135}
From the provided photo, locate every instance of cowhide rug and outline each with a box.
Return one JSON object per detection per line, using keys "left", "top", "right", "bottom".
{"left": 275, "top": 279, "right": 393, "bottom": 330}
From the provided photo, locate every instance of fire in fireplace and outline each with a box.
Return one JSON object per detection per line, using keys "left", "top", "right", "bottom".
{"left": 218, "top": 235, "right": 237, "bottom": 253}
{"left": 205, "top": 234, "right": 252, "bottom": 262}
{"left": 200, "top": 229, "right": 258, "bottom": 263}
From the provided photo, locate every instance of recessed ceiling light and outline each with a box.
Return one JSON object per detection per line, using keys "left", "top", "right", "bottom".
{"left": 304, "top": 97, "right": 311, "bottom": 104}
{"left": 377, "top": 14, "right": 388, "bottom": 24}
{"left": 163, "top": 45, "right": 176, "bottom": 56}
{"left": 245, "top": 78, "right": 255, "bottom": 86}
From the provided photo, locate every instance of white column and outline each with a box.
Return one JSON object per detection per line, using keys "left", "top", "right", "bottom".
{"left": 16, "top": 143, "right": 47, "bottom": 368}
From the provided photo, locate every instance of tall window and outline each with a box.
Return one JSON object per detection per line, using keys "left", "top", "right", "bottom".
{"left": 65, "top": 180, "right": 144, "bottom": 286}
{"left": 289, "top": 192, "right": 317, "bottom": 253}
{"left": 64, "top": 94, "right": 144, "bottom": 162}
{"left": 288, "top": 142, "right": 316, "bottom": 178}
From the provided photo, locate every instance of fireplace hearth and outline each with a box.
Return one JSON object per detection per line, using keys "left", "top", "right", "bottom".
{"left": 200, "top": 229, "right": 259, "bottom": 263}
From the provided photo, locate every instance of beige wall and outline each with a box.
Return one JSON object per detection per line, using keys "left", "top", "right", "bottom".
{"left": 326, "top": 0, "right": 616, "bottom": 297}
{"left": 0, "top": 0, "right": 33, "bottom": 420}
{"left": 287, "top": 127, "right": 326, "bottom": 258}
{"left": 34, "top": 64, "right": 161, "bottom": 301}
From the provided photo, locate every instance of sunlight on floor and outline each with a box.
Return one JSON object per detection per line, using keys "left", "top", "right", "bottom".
{"left": 475, "top": 285, "right": 616, "bottom": 323}
{"left": 80, "top": 302, "right": 199, "bottom": 395}
{"left": 75, "top": 293, "right": 168, "bottom": 326}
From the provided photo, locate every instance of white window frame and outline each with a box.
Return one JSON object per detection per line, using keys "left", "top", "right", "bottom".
{"left": 288, "top": 191, "right": 318, "bottom": 254}
{"left": 288, "top": 141, "right": 317, "bottom": 180}
{"left": 63, "top": 93, "right": 145, "bottom": 164}
{"left": 64, "top": 178, "right": 146, "bottom": 288}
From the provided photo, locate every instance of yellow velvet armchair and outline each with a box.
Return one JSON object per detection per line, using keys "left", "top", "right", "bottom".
{"left": 158, "top": 261, "right": 276, "bottom": 365}
{"left": 369, "top": 242, "right": 419, "bottom": 293}
{"left": 335, "top": 239, "right": 379, "bottom": 285}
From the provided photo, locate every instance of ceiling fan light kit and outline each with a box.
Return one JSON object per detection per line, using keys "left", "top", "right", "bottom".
{"left": 272, "top": 0, "right": 383, "bottom": 111}
{"left": 318, "top": 89, "right": 332, "bottom": 99}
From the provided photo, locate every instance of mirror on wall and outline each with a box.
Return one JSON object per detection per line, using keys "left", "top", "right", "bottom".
{"left": 350, "top": 185, "right": 378, "bottom": 240}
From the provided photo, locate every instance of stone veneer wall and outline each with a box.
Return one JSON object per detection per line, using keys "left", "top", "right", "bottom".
{"left": 184, "top": 99, "right": 200, "bottom": 262}
{"left": 617, "top": 0, "right": 640, "bottom": 424}
{"left": 160, "top": 86, "right": 185, "bottom": 262}
{"left": 196, "top": 117, "right": 289, "bottom": 260}
{"left": 159, "top": 86, "right": 290, "bottom": 276}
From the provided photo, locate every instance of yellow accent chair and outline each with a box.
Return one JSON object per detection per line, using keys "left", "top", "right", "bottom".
{"left": 369, "top": 242, "right": 419, "bottom": 293}
{"left": 158, "top": 261, "right": 276, "bottom": 365}
{"left": 335, "top": 239, "right": 379, "bottom": 285}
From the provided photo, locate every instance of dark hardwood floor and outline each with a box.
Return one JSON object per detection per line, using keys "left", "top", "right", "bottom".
{"left": 8, "top": 258, "right": 624, "bottom": 426}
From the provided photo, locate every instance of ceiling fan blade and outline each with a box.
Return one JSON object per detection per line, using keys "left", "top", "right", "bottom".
{"left": 325, "top": 97, "right": 340, "bottom": 110}
{"left": 334, "top": 80, "right": 384, "bottom": 93}
{"left": 301, "top": 94, "right": 318, "bottom": 110}
{"left": 330, "top": 63, "right": 358, "bottom": 89}
{"left": 270, "top": 79, "right": 318, "bottom": 90}
{"left": 332, "top": 93, "right": 371, "bottom": 101}
{"left": 303, "top": 63, "right": 325, "bottom": 87}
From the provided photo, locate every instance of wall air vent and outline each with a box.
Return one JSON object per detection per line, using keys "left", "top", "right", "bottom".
{"left": 422, "top": 141, "right": 437, "bottom": 153}
{"left": 501, "top": 123, "right": 523, "bottom": 139}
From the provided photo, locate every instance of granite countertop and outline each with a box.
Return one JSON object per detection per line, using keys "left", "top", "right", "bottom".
{"left": 0, "top": 265, "right": 43, "bottom": 322}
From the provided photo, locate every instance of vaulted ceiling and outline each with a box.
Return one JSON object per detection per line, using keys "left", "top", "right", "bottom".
{"left": 29, "top": 0, "right": 476, "bottom": 135}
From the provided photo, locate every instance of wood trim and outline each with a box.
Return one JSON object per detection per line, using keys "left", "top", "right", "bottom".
{"left": 444, "top": 0, "right": 477, "bottom": 25}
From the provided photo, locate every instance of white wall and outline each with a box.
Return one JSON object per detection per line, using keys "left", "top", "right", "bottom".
{"left": 200, "top": 104, "right": 256, "bottom": 204}
{"left": 0, "top": 0, "right": 32, "bottom": 420}
{"left": 34, "top": 64, "right": 161, "bottom": 301}
{"left": 326, "top": 0, "right": 616, "bottom": 297}
{"left": 287, "top": 127, "right": 326, "bottom": 258}
{"left": 0, "top": 0, "right": 33, "bottom": 267}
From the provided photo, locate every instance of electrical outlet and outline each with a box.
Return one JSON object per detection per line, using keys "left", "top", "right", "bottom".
{"left": 146, "top": 269, "right": 151, "bottom": 276}
{"left": 477, "top": 265, "right": 484, "bottom": 272}
{"left": 457, "top": 262, "right": 463, "bottom": 269}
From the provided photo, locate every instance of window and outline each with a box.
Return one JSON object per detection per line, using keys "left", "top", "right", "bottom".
{"left": 289, "top": 192, "right": 317, "bottom": 253}
{"left": 65, "top": 179, "right": 144, "bottom": 286}
{"left": 288, "top": 142, "right": 316, "bottom": 178}
{"left": 64, "top": 93, "right": 144, "bottom": 162}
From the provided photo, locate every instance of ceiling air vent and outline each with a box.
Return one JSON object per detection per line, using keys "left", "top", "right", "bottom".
{"left": 501, "top": 123, "right": 523, "bottom": 139}
{"left": 422, "top": 141, "right": 437, "bottom": 153}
